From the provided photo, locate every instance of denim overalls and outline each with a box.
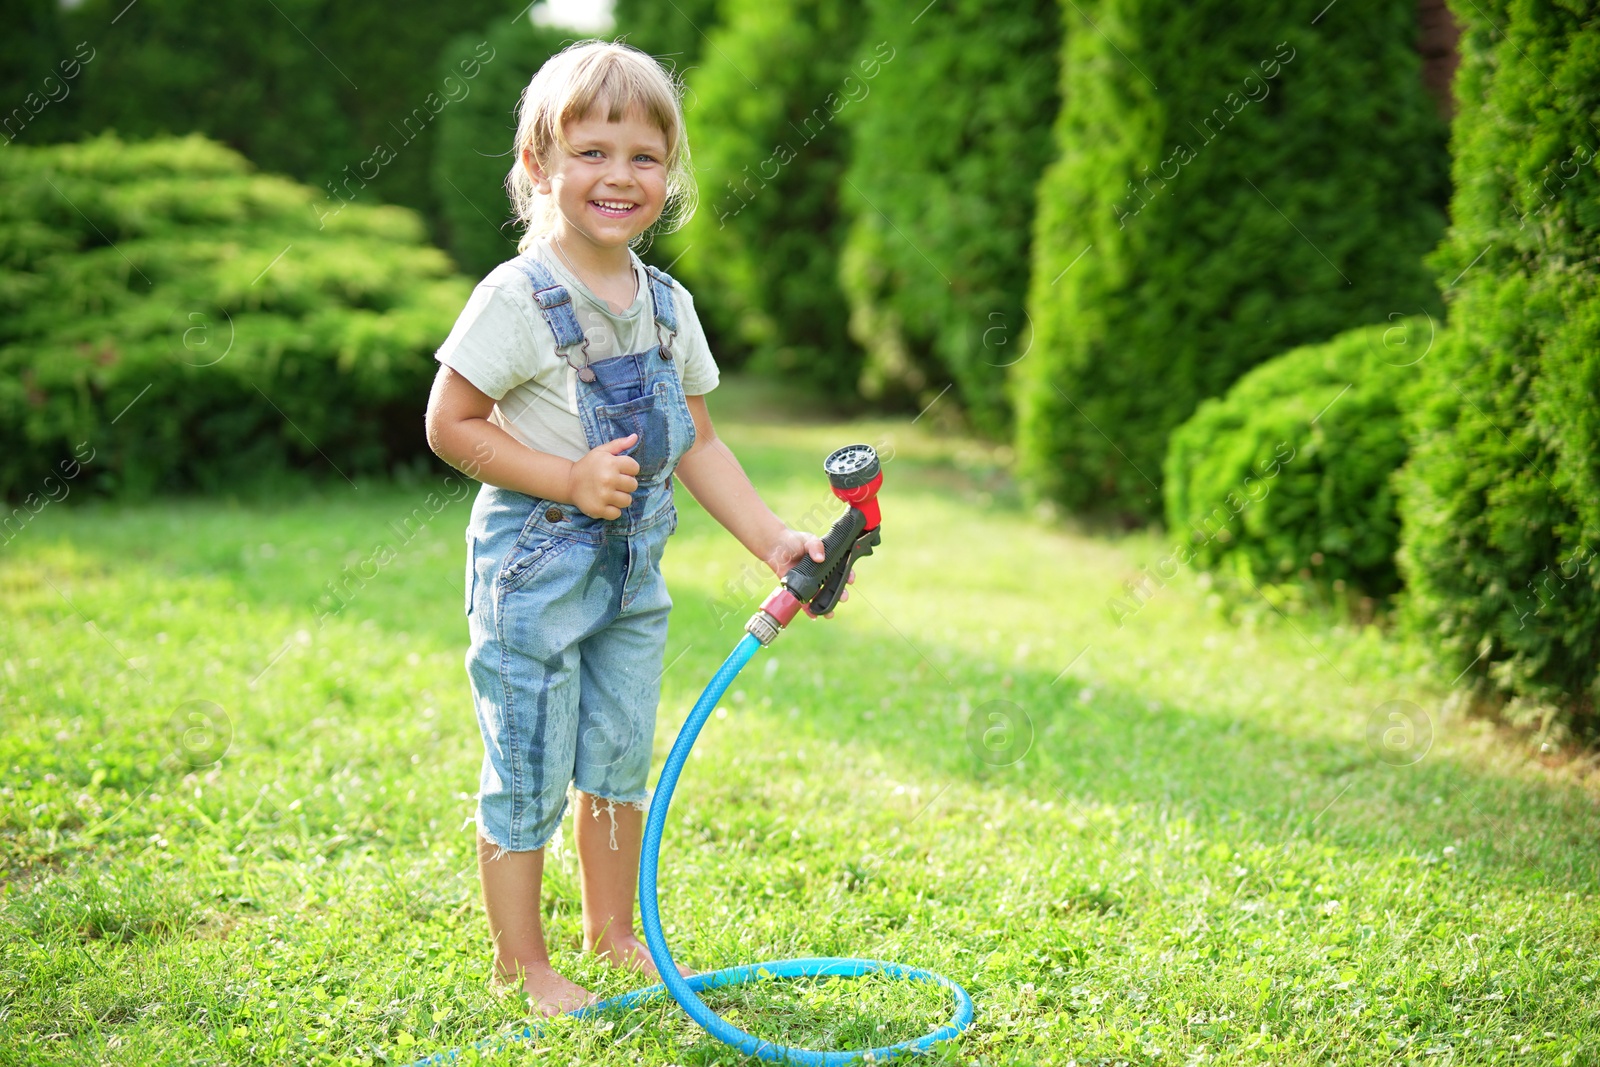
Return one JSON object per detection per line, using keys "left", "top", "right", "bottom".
{"left": 463, "top": 254, "right": 696, "bottom": 857}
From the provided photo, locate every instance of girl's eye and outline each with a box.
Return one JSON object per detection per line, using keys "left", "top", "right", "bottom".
{"left": 580, "top": 149, "right": 603, "bottom": 159}
{"left": 634, "top": 154, "right": 660, "bottom": 165}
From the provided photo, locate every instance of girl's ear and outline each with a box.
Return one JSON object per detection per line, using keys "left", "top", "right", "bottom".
{"left": 521, "top": 146, "right": 553, "bottom": 195}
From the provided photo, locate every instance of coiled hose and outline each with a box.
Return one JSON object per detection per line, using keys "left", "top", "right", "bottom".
{"left": 410, "top": 633, "right": 973, "bottom": 1065}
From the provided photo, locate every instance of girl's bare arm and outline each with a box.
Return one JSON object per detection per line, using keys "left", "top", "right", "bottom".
{"left": 675, "top": 394, "right": 851, "bottom": 608}
{"left": 672, "top": 394, "right": 790, "bottom": 567}
{"left": 424, "top": 365, "right": 639, "bottom": 519}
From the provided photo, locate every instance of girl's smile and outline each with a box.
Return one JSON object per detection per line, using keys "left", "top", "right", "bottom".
{"left": 590, "top": 198, "right": 641, "bottom": 219}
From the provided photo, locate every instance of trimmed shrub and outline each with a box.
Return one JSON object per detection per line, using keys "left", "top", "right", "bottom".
{"left": 1017, "top": 0, "right": 1449, "bottom": 522}
{"left": 0, "top": 135, "right": 469, "bottom": 503}
{"left": 1164, "top": 318, "right": 1430, "bottom": 606}
{"left": 664, "top": 0, "right": 867, "bottom": 395}
{"left": 432, "top": 18, "right": 571, "bottom": 278}
{"left": 838, "top": 0, "right": 1060, "bottom": 433}
{"left": 1396, "top": 1, "right": 1600, "bottom": 731}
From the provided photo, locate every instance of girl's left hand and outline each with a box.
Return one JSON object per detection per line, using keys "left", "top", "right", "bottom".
{"left": 764, "top": 528, "right": 855, "bottom": 618}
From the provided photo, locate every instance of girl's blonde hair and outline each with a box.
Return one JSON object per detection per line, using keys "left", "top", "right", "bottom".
{"left": 507, "top": 39, "right": 696, "bottom": 254}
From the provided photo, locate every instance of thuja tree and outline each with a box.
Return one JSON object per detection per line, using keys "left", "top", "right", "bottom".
{"left": 1016, "top": 0, "right": 1448, "bottom": 521}
{"left": 1397, "top": 0, "right": 1600, "bottom": 734}
{"left": 663, "top": 0, "right": 869, "bottom": 394}
{"left": 838, "top": 0, "right": 1061, "bottom": 432}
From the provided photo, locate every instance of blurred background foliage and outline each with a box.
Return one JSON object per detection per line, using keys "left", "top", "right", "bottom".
{"left": 840, "top": 0, "right": 1061, "bottom": 435}
{"left": 17, "top": 0, "right": 519, "bottom": 227}
{"left": 431, "top": 18, "right": 571, "bottom": 278}
{"left": 663, "top": 0, "right": 867, "bottom": 395}
{"left": 2, "top": 0, "right": 1594, "bottom": 729}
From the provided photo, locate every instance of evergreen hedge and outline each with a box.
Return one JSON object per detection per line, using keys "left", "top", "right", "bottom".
{"left": 1164, "top": 319, "right": 1430, "bottom": 606}
{"left": 0, "top": 135, "right": 469, "bottom": 503}
{"left": 665, "top": 0, "right": 868, "bottom": 395}
{"left": 1397, "top": 0, "right": 1600, "bottom": 732}
{"left": 1017, "top": 0, "right": 1449, "bottom": 522}
{"left": 838, "top": 0, "right": 1060, "bottom": 432}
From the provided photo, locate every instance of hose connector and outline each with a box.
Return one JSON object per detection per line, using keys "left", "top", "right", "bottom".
{"left": 745, "top": 588, "right": 803, "bottom": 646}
{"left": 744, "top": 611, "right": 780, "bottom": 647}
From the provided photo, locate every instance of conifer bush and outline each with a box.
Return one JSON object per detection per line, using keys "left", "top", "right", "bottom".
{"left": 1164, "top": 319, "right": 1429, "bottom": 605}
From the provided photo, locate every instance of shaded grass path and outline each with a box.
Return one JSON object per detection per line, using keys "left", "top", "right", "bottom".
{"left": 3, "top": 378, "right": 1597, "bottom": 1065}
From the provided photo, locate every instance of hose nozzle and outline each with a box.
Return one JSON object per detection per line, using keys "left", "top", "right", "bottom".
{"left": 745, "top": 444, "right": 883, "bottom": 646}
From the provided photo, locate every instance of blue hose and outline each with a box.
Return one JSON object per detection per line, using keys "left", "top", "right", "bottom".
{"left": 409, "top": 632, "right": 973, "bottom": 1066}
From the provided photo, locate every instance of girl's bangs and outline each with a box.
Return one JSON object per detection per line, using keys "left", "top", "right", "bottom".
{"left": 554, "top": 56, "right": 680, "bottom": 158}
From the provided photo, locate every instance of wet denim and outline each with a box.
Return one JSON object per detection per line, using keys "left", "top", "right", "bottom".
{"left": 463, "top": 260, "right": 696, "bottom": 857}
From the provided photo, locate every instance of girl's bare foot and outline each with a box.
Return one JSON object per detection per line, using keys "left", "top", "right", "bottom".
{"left": 504, "top": 961, "right": 599, "bottom": 1017}
{"left": 590, "top": 932, "right": 696, "bottom": 979}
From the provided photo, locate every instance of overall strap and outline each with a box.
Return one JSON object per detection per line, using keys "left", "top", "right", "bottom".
{"left": 509, "top": 255, "right": 588, "bottom": 354}
{"left": 644, "top": 264, "right": 680, "bottom": 350}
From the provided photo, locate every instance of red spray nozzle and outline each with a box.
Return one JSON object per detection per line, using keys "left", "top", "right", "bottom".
{"left": 744, "top": 444, "right": 884, "bottom": 646}
{"left": 824, "top": 444, "right": 882, "bottom": 530}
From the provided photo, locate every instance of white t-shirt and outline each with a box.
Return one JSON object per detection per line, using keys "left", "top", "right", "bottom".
{"left": 434, "top": 235, "right": 720, "bottom": 463}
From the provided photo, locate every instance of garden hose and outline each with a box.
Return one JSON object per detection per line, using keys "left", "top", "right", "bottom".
{"left": 409, "top": 445, "right": 973, "bottom": 1066}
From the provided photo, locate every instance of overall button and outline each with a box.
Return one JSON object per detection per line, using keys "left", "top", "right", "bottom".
{"left": 545, "top": 506, "right": 565, "bottom": 522}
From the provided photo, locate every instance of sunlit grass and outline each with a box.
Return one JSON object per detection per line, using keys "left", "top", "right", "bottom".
{"left": 3, "top": 377, "right": 1597, "bottom": 1065}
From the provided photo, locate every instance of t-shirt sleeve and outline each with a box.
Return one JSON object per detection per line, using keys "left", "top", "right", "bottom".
{"left": 673, "top": 283, "right": 721, "bottom": 396}
{"left": 434, "top": 272, "right": 545, "bottom": 401}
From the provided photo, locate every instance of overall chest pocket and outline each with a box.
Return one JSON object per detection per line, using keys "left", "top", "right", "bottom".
{"left": 593, "top": 391, "right": 671, "bottom": 484}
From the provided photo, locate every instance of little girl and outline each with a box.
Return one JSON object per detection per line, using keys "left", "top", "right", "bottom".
{"left": 424, "top": 40, "right": 841, "bottom": 1016}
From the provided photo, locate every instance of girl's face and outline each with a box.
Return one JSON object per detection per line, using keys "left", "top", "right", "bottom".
{"left": 523, "top": 106, "right": 671, "bottom": 255}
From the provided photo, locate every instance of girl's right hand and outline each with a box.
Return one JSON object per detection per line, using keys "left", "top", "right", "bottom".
{"left": 568, "top": 434, "right": 641, "bottom": 519}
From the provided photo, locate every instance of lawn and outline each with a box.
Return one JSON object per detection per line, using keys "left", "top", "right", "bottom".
{"left": 3, "top": 377, "right": 1597, "bottom": 1066}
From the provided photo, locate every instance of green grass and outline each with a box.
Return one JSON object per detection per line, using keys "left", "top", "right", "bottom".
{"left": 3, "top": 376, "right": 1597, "bottom": 1066}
